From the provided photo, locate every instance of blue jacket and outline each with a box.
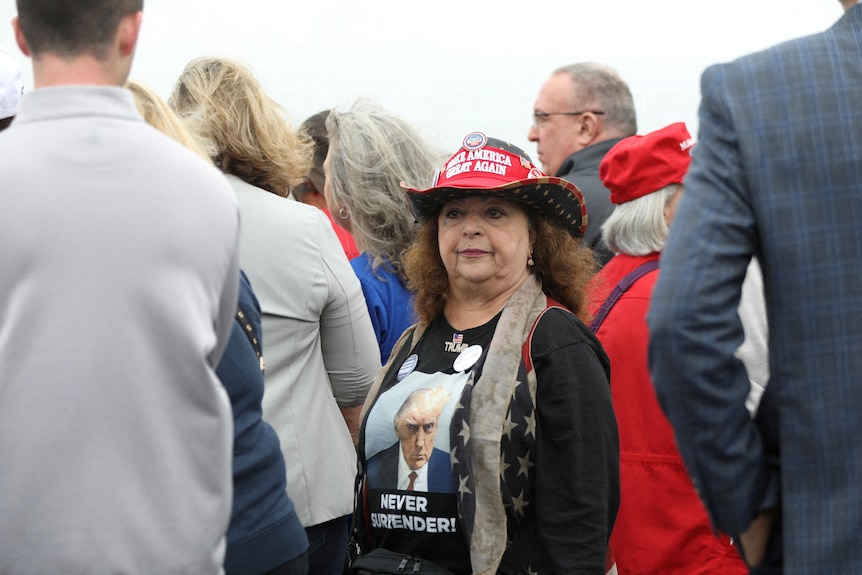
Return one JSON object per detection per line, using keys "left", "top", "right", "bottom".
{"left": 648, "top": 5, "right": 862, "bottom": 573}
{"left": 350, "top": 253, "right": 414, "bottom": 363}
{"left": 217, "top": 271, "right": 308, "bottom": 574}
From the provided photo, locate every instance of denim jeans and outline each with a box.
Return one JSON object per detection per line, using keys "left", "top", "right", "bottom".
{"left": 305, "top": 514, "right": 350, "bottom": 575}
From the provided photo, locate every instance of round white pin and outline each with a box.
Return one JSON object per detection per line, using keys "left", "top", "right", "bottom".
{"left": 397, "top": 354, "right": 419, "bottom": 381}
{"left": 453, "top": 345, "right": 483, "bottom": 372}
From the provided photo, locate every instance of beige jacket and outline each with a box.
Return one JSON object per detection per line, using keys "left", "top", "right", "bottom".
{"left": 229, "top": 175, "right": 380, "bottom": 526}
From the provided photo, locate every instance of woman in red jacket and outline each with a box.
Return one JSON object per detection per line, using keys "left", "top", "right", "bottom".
{"left": 589, "top": 123, "right": 748, "bottom": 575}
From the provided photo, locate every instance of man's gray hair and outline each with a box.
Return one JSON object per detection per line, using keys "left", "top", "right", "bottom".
{"left": 554, "top": 62, "right": 637, "bottom": 137}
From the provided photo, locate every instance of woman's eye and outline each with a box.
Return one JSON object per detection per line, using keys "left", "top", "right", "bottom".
{"left": 487, "top": 208, "right": 504, "bottom": 218}
{"left": 445, "top": 209, "right": 462, "bottom": 218}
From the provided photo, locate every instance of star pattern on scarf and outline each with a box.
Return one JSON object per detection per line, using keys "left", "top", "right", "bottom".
{"left": 499, "top": 365, "right": 537, "bottom": 540}
{"left": 517, "top": 451, "right": 535, "bottom": 478}
{"left": 503, "top": 411, "right": 518, "bottom": 440}
{"left": 511, "top": 489, "right": 529, "bottom": 517}
{"left": 449, "top": 356, "right": 539, "bottom": 569}
{"left": 458, "top": 420, "right": 471, "bottom": 444}
{"left": 457, "top": 474, "right": 472, "bottom": 497}
{"left": 451, "top": 379, "right": 477, "bottom": 537}
{"left": 523, "top": 410, "right": 536, "bottom": 438}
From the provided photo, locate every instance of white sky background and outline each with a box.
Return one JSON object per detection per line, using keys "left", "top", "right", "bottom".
{"left": 0, "top": 0, "right": 844, "bottom": 159}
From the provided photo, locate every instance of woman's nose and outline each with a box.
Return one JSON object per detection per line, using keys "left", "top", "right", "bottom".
{"left": 462, "top": 213, "right": 482, "bottom": 236}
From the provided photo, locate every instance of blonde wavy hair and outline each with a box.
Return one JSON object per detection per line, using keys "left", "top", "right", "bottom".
{"left": 126, "top": 80, "right": 213, "bottom": 161}
{"left": 404, "top": 213, "right": 598, "bottom": 324}
{"left": 168, "top": 56, "right": 313, "bottom": 197}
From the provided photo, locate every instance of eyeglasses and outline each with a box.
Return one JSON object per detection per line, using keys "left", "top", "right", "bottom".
{"left": 532, "top": 110, "right": 605, "bottom": 127}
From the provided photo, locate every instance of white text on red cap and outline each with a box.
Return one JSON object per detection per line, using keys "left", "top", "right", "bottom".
{"left": 445, "top": 149, "right": 513, "bottom": 179}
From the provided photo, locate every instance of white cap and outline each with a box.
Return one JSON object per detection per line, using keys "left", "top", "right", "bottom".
{"left": 0, "top": 45, "right": 24, "bottom": 120}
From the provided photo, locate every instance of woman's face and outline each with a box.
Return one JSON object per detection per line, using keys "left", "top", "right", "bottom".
{"left": 438, "top": 195, "right": 533, "bottom": 300}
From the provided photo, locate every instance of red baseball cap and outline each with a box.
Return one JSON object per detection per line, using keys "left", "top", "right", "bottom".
{"left": 599, "top": 122, "right": 695, "bottom": 205}
{"left": 402, "top": 132, "right": 588, "bottom": 236}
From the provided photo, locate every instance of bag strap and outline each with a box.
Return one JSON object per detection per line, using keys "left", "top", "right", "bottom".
{"left": 236, "top": 309, "right": 265, "bottom": 373}
{"left": 589, "top": 259, "right": 659, "bottom": 333}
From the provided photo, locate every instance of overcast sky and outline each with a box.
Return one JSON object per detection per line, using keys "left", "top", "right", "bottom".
{"left": 0, "top": 0, "right": 844, "bottom": 158}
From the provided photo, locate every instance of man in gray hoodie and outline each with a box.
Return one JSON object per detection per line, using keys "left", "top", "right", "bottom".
{"left": 0, "top": 1, "right": 241, "bottom": 573}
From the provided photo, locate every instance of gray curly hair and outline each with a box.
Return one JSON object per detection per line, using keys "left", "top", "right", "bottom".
{"left": 326, "top": 99, "right": 445, "bottom": 281}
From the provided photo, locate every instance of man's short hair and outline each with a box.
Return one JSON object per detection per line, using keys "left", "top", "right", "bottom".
{"left": 16, "top": 0, "right": 143, "bottom": 59}
{"left": 554, "top": 62, "right": 637, "bottom": 137}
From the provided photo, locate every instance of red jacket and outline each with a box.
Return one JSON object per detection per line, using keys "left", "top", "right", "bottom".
{"left": 589, "top": 254, "right": 746, "bottom": 575}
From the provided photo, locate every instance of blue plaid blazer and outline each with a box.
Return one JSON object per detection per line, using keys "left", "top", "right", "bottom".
{"left": 647, "top": 5, "right": 862, "bottom": 574}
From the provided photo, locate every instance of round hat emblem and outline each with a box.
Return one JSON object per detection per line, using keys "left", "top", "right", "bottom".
{"left": 462, "top": 132, "right": 487, "bottom": 151}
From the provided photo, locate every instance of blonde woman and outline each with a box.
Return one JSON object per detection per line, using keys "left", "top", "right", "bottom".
{"left": 126, "top": 80, "right": 212, "bottom": 157}
{"left": 127, "top": 79, "right": 310, "bottom": 575}
{"left": 170, "top": 57, "right": 380, "bottom": 575}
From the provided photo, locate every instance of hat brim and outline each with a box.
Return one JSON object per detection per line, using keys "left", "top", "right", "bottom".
{"left": 402, "top": 176, "right": 588, "bottom": 237}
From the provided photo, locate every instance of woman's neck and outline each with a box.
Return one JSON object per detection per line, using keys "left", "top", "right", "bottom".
{"left": 443, "top": 275, "right": 528, "bottom": 331}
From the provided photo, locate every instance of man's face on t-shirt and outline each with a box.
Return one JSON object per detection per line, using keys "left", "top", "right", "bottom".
{"left": 395, "top": 409, "right": 439, "bottom": 470}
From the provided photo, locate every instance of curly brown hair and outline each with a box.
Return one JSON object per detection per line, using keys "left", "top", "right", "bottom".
{"left": 404, "top": 209, "right": 598, "bottom": 324}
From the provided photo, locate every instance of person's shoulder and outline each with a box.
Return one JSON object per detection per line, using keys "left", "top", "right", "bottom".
{"left": 126, "top": 126, "right": 238, "bottom": 214}
{"left": 556, "top": 146, "right": 609, "bottom": 193}
{"left": 150, "top": 132, "right": 223, "bottom": 178}
{"left": 430, "top": 447, "right": 449, "bottom": 459}
{"left": 130, "top": 122, "right": 227, "bottom": 183}
{"left": 351, "top": 256, "right": 402, "bottom": 289}
{"left": 527, "top": 304, "right": 610, "bottom": 380}
{"left": 230, "top": 175, "right": 328, "bottom": 226}
{"left": 350, "top": 254, "right": 392, "bottom": 297}
{"left": 350, "top": 253, "right": 373, "bottom": 276}
{"left": 531, "top": 305, "right": 595, "bottom": 348}
{"left": 707, "top": 21, "right": 836, "bottom": 81}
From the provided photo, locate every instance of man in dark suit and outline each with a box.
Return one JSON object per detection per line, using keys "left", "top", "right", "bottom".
{"left": 366, "top": 387, "right": 457, "bottom": 493}
{"left": 648, "top": 2, "right": 862, "bottom": 573}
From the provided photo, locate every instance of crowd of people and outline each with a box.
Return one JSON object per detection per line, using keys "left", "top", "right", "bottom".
{"left": 2, "top": 0, "right": 862, "bottom": 574}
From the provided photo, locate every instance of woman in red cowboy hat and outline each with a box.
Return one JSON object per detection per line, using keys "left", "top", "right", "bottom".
{"left": 350, "top": 132, "right": 619, "bottom": 575}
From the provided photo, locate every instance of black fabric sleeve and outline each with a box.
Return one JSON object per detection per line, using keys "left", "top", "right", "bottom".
{"left": 531, "top": 309, "right": 619, "bottom": 574}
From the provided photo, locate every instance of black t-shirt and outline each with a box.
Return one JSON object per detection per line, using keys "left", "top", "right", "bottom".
{"left": 359, "top": 306, "right": 617, "bottom": 574}
{"left": 361, "top": 313, "right": 499, "bottom": 574}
